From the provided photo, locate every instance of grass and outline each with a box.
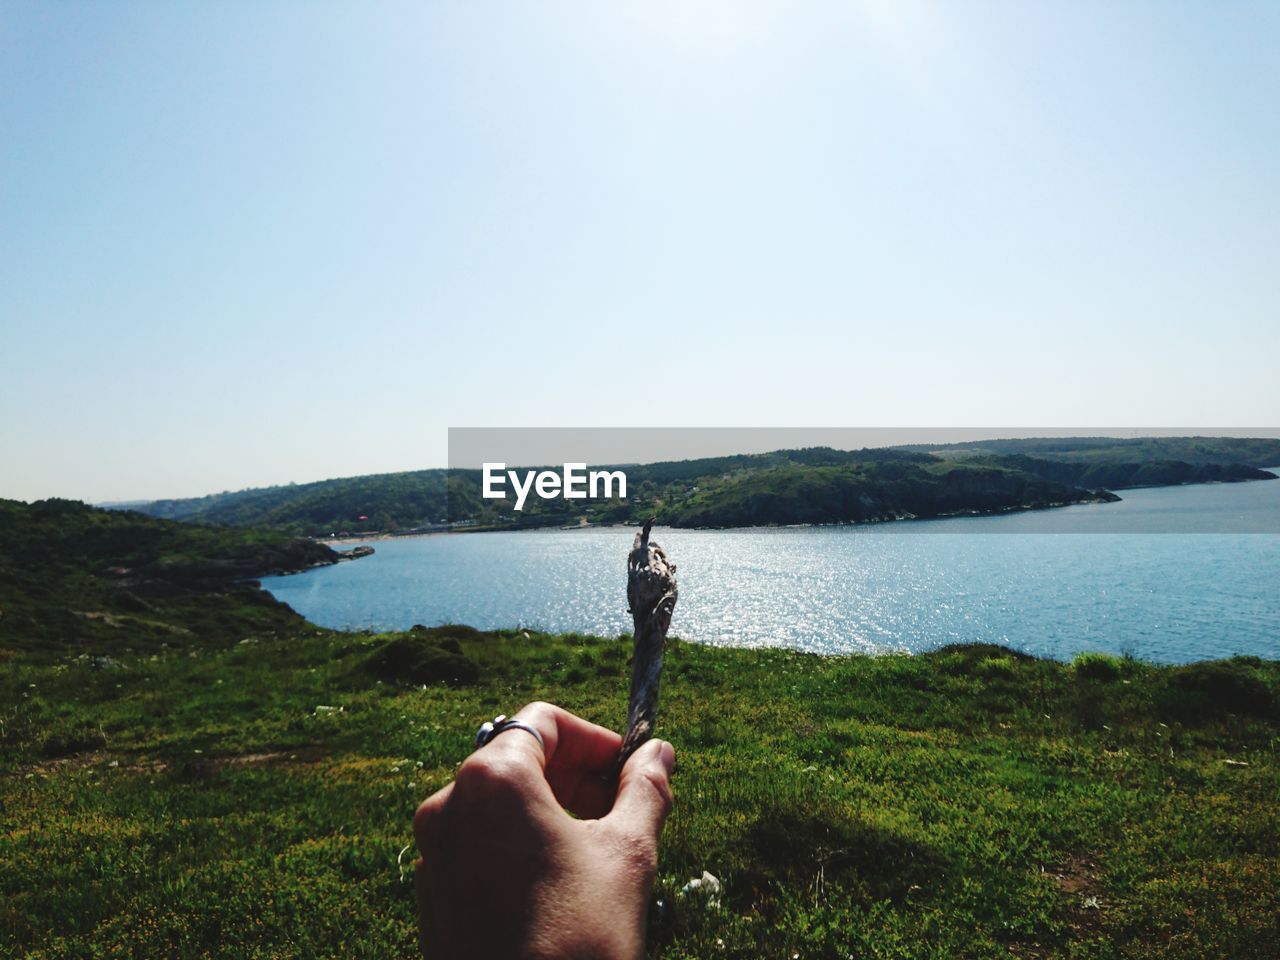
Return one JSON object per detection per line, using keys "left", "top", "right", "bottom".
{"left": 3, "top": 626, "right": 1279, "bottom": 959}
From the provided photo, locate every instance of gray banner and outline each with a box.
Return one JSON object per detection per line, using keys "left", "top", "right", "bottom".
{"left": 445, "top": 428, "right": 1280, "bottom": 533}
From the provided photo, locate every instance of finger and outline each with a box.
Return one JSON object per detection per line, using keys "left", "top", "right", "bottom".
{"left": 513, "top": 701, "right": 624, "bottom": 772}
{"left": 413, "top": 783, "right": 453, "bottom": 957}
{"left": 468, "top": 703, "right": 624, "bottom": 818}
{"left": 498, "top": 701, "right": 622, "bottom": 781}
{"left": 478, "top": 706, "right": 622, "bottom": 819}
{"left": 552, "top": 771, "right": 616, "bottom": 820}
{"left": 414, "top": 858, "right": 439, "bottom": 958}
{"left": 413, "top": 781, "right": 453, "bottom": 855}
{"left": 474, "top": 702, "right": 554, "bottom": 772}
{"left": 521, "top": 703, "right": 627, "bottom": 817}
{"left": 604, "top": 738, "right": 675, "bottom": 845}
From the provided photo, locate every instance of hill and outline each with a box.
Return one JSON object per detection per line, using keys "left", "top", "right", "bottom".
{"left": 904, "top": 435, "right": 1280, "bottom": 467}
{"left": 2, "top": 501, "right": 1278, "bottom": 957}
{"left": 119, "top": 437, "right": 1279, "bottom": 536}
{"left": 136, "top": 469, "right": 452, "bottom": 533}
{"left": 658, "top": 458, "right": 1117, "bottom": 528}
{"left": 0, "top": 499, "right": 341, "bottom": 656}
{"left": 969, "top": 455, "right": 1274, "bottom": 491}
{"left": 4, "top": 630, "right": 1279, "bottom": 955}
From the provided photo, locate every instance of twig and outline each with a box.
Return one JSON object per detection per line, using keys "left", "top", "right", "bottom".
{"left": 618, "top": 517, "right": 678, "bottom": 772}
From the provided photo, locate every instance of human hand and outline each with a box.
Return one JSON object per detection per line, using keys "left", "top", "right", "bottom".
{"left": 413, "top": 702, "right": 676, "bottom": 960}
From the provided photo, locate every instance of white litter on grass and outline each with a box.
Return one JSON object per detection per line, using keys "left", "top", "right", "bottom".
{"left": 680, "top": 870, "right": 722, "bottom": 909}
{"left": 397, "top": 842, "right": 415, "bottom": 883}
{"left": 314, "top": 705, "right": 343, "bottom": 714}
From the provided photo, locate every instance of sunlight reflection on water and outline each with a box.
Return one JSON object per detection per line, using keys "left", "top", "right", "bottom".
{"left": 262, "top": 480, "right": 1280, "bottom": 664}
{"left": 263, "top": 530, "right": 1277, "bottom": 665}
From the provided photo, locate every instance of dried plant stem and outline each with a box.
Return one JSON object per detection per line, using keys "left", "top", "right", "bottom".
{"left": 618, "top": 517, "right": 678, "bottom": 772}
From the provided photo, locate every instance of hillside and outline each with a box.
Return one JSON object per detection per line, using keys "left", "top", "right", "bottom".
{"left": 120, "top": 437, "right": 1279, "bottom": 536}
{"left": 0, "top": 499, "right": 341, "bottom": 656}
{"left": 906, "top": 435, "right": 1280, "bottom": 467}
{"left": 968, "top": 455, "right": 1274, "bottom": 491}
{"left": 3, "top": 498, "right": 1279, "bottom": 957}
{"left": 4, "top": 630, "right": 1279, "bottom": 957}
{"left": 658, "top": 458, "right": 1117, "bottom": 528}
{"left": 137, "top": 470, "right": 452, "bottom": 532}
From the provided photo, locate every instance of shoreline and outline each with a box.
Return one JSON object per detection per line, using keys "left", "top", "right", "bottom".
{"left": 313, "top": 470, "right": 1280, "bottom": 544}
{"left": 314, "top": 498, "right": 1118, "bottom": 543}
{"left": 318, "top": 530, "right": 451, "bottom": 545}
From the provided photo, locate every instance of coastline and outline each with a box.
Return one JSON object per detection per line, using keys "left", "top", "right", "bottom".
{"left": 312, "top": 470, "right": 1280, "bottom": 544}
{"left": 313, "top": 497, "right": 1120, "bottom": 542}
{"left": 318, "top": 530, "right": 450, "bottom": 545}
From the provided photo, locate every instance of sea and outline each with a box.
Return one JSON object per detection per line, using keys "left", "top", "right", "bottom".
{"left": 260, "top": 474, "right": 1280, "bottom": 664}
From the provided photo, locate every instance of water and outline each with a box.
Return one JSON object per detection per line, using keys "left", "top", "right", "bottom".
{"left": 261, "top": 476, "right": 1280, "bottom": 664}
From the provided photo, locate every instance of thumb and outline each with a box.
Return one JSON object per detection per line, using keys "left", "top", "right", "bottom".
{"left": 608, "top": 739, "right": 676, "bottom": 843}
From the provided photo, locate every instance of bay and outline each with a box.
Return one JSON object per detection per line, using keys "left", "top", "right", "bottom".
{"left": 261, "top": 475, "right": 1280, "bottom": 664}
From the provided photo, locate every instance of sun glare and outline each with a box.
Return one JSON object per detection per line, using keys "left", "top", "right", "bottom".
{"left": 616, "top": 0, "right": 781, "bottom": 56}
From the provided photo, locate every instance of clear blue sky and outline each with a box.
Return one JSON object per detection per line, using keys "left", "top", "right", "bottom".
{"left": 2, "top": 2, "right": 1277, "bottom": 502}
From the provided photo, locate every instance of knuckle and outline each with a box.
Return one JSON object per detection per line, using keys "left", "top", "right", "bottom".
{"left": 453, "top": 752, "right": 530, "bottom": 801}
{"left": 413, "top": 799, "right": 438, "bottom": 836}
{"left": 521, "top": 701, "right": 556, "bottom": 724}
{"left": 413, "top": 790, "right": 448, "bottom": 848}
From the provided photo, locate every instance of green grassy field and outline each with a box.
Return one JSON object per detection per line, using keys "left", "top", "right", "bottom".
{"left": 4, "top": 624, "right": 1278, "bottom": 959}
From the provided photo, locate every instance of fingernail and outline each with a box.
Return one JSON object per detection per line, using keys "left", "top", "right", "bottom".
{"left": 656, "top": 739, "right": 675, "bottom": 775}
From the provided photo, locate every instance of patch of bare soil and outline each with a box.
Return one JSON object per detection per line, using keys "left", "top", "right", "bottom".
{"left": 1010, "top": 853, "right": 1108, "bottom": 958}
{"left": 11, "top": 746, "right": 326, "bottom": 779}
